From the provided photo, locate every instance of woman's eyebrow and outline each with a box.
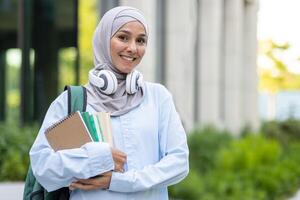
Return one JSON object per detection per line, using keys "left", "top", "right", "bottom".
{"left": 118, "top": 30, "right": 147, "bottom": 37}
{"left": 139, "top": 33, "right": 147, "bottom": 38}
{"left": 118, "top": 30, "right": 131, "bottom": 34}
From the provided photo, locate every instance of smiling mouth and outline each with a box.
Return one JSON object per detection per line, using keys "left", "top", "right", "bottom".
{"left": 120, "top": 55, "right": 137, "bottom": 62}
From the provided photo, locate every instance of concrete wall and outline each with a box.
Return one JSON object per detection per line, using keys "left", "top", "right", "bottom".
{"left": 165, "top": 0, "right": 197, "bottom": 131}
{"left": 197, "top": 0, "right": 223, "bottom": 128}
{"left": 112, "top": 0, "right": 259, "bottom": 133}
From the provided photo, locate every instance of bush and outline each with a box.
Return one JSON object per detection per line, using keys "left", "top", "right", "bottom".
{"left": 169, "top": 169, "right": 204, "bottom": 200}
{"left": 170, "top": 125, "right": 300, "bottom": 200}
{"left": 188, "top": 126, "right": 232, "bottom": 174}
{"left": 215, "top": 135, "right": 283, "bottom": 199}
{"left": 217, "top": 135, "right": 281, "bottom": 172}
{"left": 261, "top": 119, "right": 300, "bottom": 146}
{"left": 0, "top": 122, "right": 38, "bottom": 181}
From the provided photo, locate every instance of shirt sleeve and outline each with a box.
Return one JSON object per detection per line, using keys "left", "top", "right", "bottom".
{"left": 29, "top": 91, "right": 114, "bottom": 192}
{"left": 108, "top": 92, "right": 189, "bottom": 192}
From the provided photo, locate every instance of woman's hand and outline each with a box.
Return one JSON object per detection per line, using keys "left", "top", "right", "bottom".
{"left": 69, "top": 148, "right": 126, "bottom": 191}
{"left": 111, "top": 148, "right": 127, "bottom": 172}
{"left": 69, "top": 171, "right": 112, "bottom": 191}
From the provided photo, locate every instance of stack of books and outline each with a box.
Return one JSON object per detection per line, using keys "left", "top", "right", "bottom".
{"left": 45, "top": 111, "right": 114, "bottom": 151}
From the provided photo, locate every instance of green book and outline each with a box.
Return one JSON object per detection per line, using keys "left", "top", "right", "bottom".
{"left": 93, "top": 114, "right": 104, "bottom": 142}
{"left": 89, "top": 114, "right": 99, "bottom": 142}
{"left": 80, "top": 112, "right": 99, "bottom": 142}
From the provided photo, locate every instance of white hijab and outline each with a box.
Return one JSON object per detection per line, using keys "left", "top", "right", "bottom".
{"left": 85, "top": 6, "right": 148, "bottom": 116}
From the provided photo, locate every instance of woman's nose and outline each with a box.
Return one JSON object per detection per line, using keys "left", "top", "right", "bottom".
{"left": 127, "top": 41, "right": 137, "bottom": 53}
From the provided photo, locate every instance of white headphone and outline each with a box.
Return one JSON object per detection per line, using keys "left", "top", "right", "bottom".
{"left": 89, "top": 69, "right": 143, "bottom": 95}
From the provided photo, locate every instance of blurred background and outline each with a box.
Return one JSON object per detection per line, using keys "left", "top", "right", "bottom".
{"left": 1, "top": 0, "right": 300, "bottom": 199}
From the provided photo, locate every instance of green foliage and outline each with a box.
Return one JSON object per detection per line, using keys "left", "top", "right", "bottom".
{"left": 188, "top": 126, "right": 232, "bottom": 174}
{"left": 0, "top": 120, "right": 38, "bottom": 181}
{"left": 169, "top": 122, "right": 300, "bottom": 200}
{"left": 7, "top": 54, "right": 21, "bottom": 108}
{"left": 7, "top": 60, "right": 20, "bottom": 91}
{"left": 217, "top": 135, "right": 281, "bottom": 172}
{"left": 258, "top": 40, "right": 300, "bottom": 93}
{"left": 169, "top": 169, "right": 204, "bottom": 200}
{"left": 261, "top": 119, "right": 300, "bottom": 146}
{"left": 58, "top": 48, "right": 77, "bottom": 90}
{"left": 214, "top": 135, "right": 283, "bottom": 198}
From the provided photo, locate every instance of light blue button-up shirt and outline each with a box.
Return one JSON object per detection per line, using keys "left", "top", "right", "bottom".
{"left": 30, "top": 82, "right": 189, "bottom": 200}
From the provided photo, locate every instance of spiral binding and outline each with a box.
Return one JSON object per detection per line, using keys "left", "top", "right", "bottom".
{"left": 45, "top": 112, "right": 77, "bottom": 134}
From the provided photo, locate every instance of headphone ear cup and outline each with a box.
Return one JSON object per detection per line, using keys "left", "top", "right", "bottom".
{"left": 137, "top": 73, "right": 143, "bottom": 87}
{"left": 126, "top": 70, "right": 141, "bottom": 94}
{"left": 89, "top": 70, "right": 105, "bottom": 88}
{"left": 98, "top": 70, "right": 118, "bottom": 95}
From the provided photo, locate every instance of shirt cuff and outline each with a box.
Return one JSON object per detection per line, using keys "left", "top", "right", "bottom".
{"left": 109, "top": 171, "right": 133, "bottom": 192}
{"left": 82, "top": 142, "right": 114, "bottom": 178}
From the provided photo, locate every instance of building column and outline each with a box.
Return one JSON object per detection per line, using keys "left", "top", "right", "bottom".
{"left": 119, "top": 0, "right": 157, "bottom": 82}
{"left": 0, "top": 50, "right": 6, "bottom": 121}
{"left": 100, "top": 0, "right": 119, "bottom": 17}
{"left": 33, "top": 0, "right": 58, "bottom": 123}
{"left": 165, "top": 0, "right": 197, "bottom": 131}
{"left": 197, "top": 0, "right": 223, "bottom": 127}
{"left": 19, "top": 0, "right": 33, "bottom": 124}
{"left": 242, "top": 0, "right": 259, "bottom": 129}
{"left": 223, "top": 0, "right": 244, "bottom": 134}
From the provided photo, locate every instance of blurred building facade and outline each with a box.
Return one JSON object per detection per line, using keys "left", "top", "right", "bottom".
{"left": 0, "top": 0, "right": 259, "bottom": 133}
{"left": 0, "top": 0, "right": 79, "bottom": 123}
{"left": 109, "top": 0, "right": 259, "bottom": 133}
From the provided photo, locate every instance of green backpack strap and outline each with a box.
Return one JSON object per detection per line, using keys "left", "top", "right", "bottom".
{"left": 64, "top": 85, "right": 87, "bottom": 114}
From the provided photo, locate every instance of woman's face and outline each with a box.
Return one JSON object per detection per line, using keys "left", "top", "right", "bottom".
{"left": 110, "top": 21, "right": 147, "bottom": 74}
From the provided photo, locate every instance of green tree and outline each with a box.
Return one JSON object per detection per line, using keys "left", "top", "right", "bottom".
{"left": 258, "top": 40, "right": 300, "bottom": 119}
{"left": 258, "top": 40, "right": 300, "bottom": 92}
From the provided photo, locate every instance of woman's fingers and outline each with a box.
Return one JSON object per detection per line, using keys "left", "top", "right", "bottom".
{"left": 114, "top": 162, "right": 125, "bottom": 172}
{"left": 70, "top": 172, "right": 112, "bottom": 191}
{"left": 111, "top": 148, "right": 127, "bottom": 172}
{"left": 70, "top": 182, "right": 98, "bottom": 191}
{"left": 76, "top": 178, "right": 97, "bottom": 185}
{"left": 111, "top": 148, "right": 127, "bottom": 161}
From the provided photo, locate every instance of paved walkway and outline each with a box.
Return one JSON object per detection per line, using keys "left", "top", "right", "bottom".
{"left": 0, "top": 182, "right": 300, "bottom": 199}
{"left": 290, "top": 190, "right": 300, "bottom": 200}
{"left": 0, "top": 182, "right": 24, "bottom": 200}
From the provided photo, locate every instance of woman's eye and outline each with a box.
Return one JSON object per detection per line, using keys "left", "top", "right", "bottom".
{"left": 118, "top": 35, "right": 128, "bottom": 41}
{"left": 137, "top": 38, "right": 146, "bottom": 45}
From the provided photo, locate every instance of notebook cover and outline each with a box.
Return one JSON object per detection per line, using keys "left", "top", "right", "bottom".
{"left": 45, "top": 111, "right": 92, "bottom": 151}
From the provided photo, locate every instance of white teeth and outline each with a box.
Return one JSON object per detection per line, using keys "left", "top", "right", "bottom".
{"left": 121, "top": 55, "right": 135, "bottom": 61}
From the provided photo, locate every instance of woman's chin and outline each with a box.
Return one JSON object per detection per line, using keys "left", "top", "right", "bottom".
{"left": 118, "top": 66, "right": 136, "bottom": 74}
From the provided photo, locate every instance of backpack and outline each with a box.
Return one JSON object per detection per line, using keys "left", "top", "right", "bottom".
{"left": 23, "top": 86, "right": 87, "bottom": 200}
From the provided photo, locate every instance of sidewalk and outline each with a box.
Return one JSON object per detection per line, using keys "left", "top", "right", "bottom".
{"left": 290, "top": 190, "right": 300, "bottom": 200}
{"left": 0, "top": 182, "right": 24, "bottom": 200}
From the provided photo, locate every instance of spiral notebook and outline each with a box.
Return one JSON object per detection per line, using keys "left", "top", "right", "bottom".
{"left": 45, "top": 111, "right": 92, "bottom": 151}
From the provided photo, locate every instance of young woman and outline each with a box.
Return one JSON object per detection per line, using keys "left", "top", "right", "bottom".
{"left": 30, "top": 6, "right": 189, "bottom": 200}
